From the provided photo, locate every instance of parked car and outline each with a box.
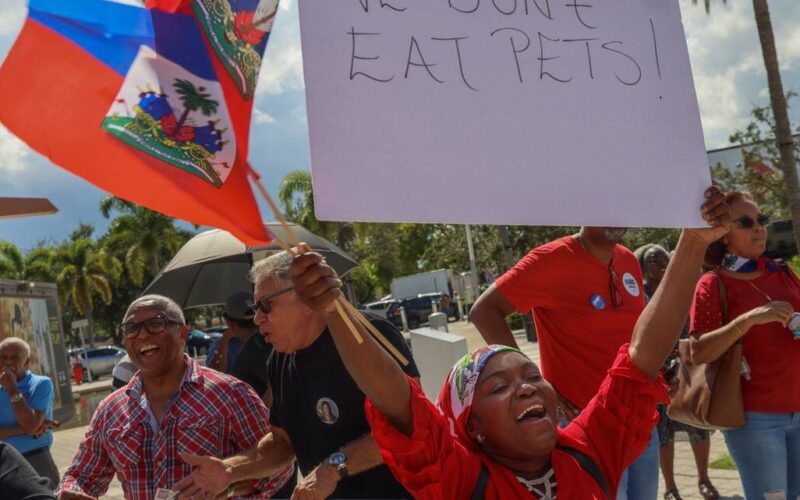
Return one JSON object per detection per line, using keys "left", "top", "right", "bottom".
{"left": 68, "top": 346, "right": 126, "bottom": 380}
{"left": 386, "top": 296, "right": 439, "bottom": 330}
{"left": 203, "top": 326, "right": 227, "bottom": 339}
{"left": 187, "top": 330, "right": 213, "bottom": 357}
{"left": 360, "top": 299, "right": 399, "bottom": 319}
{"left": 416, "top": 292, "right": 458, "bottom": 320}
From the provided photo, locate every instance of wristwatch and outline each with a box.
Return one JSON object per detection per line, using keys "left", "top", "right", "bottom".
{"left": 9, "top": 393, "right": 23, "bottom": 403}
{"left": 327, "top": 451, "right": 348, "bottom": 480}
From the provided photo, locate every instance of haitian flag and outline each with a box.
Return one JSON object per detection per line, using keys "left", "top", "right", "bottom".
{"left": 0, "top": 0, "right": 278, "bottom": 246}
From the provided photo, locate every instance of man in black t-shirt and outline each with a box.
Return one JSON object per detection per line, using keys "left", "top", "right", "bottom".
{"left": 229, "top": 318, "right": 299, "bottom": 499}
{"left": 177, "top": 252, "right": 419, "bottom": 499}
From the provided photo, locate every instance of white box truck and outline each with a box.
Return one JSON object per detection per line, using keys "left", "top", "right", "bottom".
{"left": 390, "top": 269, "right": 462, "bottom": 300}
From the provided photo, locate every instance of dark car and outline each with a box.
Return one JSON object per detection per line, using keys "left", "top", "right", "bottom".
{"left": 187, "top": 330, "right": 213, "bottom": 357}
{"left": 386, "top": 296, "right": 438, "bottom": 330}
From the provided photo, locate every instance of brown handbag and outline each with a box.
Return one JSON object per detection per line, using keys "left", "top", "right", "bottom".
{"left": 666, "top": 272, "right": 746, "bottom": 430}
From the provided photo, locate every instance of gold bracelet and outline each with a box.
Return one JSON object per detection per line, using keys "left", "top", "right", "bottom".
{"left": 732, "top": 321, "right": 744, "bottom": 336}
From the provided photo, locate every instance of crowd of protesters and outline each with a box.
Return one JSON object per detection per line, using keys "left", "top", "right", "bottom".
{"left": 1, "top": 187, "right": 799, "bottom": 499}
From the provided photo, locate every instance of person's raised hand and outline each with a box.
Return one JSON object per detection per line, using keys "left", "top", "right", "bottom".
{"left": 684, "top": 186, "right": 731, "bottom": 245}
{"left": 290, "top": 246, "right": 342, "bottom": 316}
{"left": 0, "top": 368, "right": 18, "bottom": 393}
{"left": 290, "top": 463, "right": 338, "bottom": 500}
{"left": 744, "top": 301, "right": 795, "bottom": 328}
{"left": 175, "top": 453, "right": 231, "bottom": 499}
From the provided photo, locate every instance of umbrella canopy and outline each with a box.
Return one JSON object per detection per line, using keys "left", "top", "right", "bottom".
{"left": 143, "top": 222, "right": 358, "bottom": 309}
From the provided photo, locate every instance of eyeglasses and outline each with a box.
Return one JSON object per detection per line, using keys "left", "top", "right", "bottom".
{"left": 119, "top": 314, "right": 180, "bottom": 339}
{"left": 609, "top": 266, "right": 623, "bottom": 308}
{"left": 252, "top": 287, "right": 294, "bottom": 315}
{"left": 733, "top": 213, "right": 770, "bottom": 229}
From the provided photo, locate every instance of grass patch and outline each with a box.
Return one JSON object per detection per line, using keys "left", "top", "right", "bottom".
{"left": 709, "top": 453, "right": 737, "bottom": 470}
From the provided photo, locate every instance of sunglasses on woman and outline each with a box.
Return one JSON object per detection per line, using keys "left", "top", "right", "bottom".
{"left": 251, "top": 286, "right": 295, "bottom": 315}
{"left": 733, "top": 213, "right": 769, "bottom": 229}
{"left": 118, "top": 314, "right": 180, "bottom": 339}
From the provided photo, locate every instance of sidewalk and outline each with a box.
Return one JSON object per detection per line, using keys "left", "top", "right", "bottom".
{"left": 447, "top": 320, "right": 745, "bottom": 499}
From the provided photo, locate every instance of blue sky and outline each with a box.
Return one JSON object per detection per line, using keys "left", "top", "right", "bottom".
{"left": 1, "top": 0, "right": 800, "bottom": 250}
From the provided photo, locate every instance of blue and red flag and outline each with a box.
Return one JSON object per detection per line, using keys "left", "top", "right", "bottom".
{"left": 0, "top": 0, "right": 280, "bottom": 246}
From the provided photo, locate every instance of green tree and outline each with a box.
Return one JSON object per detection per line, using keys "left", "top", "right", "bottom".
{"left": 694, "top": 0, "right": 800, "bottom": 249}
{"left": 278, "top": 169, "right": 356, "bottom": 252}
{"left": 0, "top": 241, "right": 56, "bottom": 282}
{"left": 55, "top": 239, "right": 121, "bottom": 348}
{"left": 713, "top": 93, "right": 799, "bottom": 219}
{"left": 100, "top": 196, "right": 192, "bottom": 286}
{"left": 172, "top": 79, "right": 219, "bottom": 138}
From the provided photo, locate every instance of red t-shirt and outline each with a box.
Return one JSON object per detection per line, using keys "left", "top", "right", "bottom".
{"left": 365, "top": 345, "right": 668, "bottom": 499}
{"left": 496, "top": 236, "right": 646, "bottom": 408}
{"left": 689, "top": 267, "right": 800, "bottom": 413}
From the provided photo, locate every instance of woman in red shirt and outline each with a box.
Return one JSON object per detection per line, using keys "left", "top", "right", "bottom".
{"left": 289, "top": 188, "right": 729, "bottom": 499}
{"left": 688, "top": 192, "right": 800, "bottom": 500}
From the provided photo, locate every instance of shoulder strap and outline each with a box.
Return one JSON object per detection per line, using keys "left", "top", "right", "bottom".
{"left": 470, "top": 462, "right": 490, "bottom": 500}
{"left": 713, "top": 271, "right": 728, "bottom": 324}
{"left": 557, "top": 445, "right": 611, "bottom": 499}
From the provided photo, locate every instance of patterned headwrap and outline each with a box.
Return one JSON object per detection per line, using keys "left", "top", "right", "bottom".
{"left": 435, "top": 344, "right": 525, "bottom": 449}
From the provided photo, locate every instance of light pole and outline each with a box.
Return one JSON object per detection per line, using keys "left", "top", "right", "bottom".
{"left": 464, "top": 225, "right": 480, "bottom": 312}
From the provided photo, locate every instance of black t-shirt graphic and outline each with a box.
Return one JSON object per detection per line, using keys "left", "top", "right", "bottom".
{"left": 267, "top": 317, "right": 419, "bottom": 499}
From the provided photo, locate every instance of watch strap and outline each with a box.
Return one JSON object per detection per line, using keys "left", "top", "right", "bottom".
{"left": 336, "top": 463, "right": 348, "bottom": 480}
{"left": 226, "top": 484, "right": 235, "bottom": 499}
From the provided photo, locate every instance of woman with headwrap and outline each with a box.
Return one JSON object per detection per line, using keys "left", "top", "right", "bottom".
{"left": 289, "top": 187, "right": 729, "bottom": 499}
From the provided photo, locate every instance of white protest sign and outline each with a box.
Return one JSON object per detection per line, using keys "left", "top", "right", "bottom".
{"left": 298, "top": 0, "right": 710, "bottom": 227}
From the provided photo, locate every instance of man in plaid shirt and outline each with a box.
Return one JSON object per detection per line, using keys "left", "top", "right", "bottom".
{"left": 56, "top": 295, "right": 292, "bottom": 500}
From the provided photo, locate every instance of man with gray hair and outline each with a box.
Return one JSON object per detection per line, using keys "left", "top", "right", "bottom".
{"left": 176, "top": 252, "right": 419, "bottom": 499}
{"left": 57, "top": 294, "right": 292, "bottom": 500}
{"left": 0, "top": 336, "right": 60, "bottom": 488}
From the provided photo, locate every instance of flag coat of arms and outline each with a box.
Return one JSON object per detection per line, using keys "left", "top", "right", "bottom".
{"left": 0, "top": 0, "right": 278, "bottom": 245}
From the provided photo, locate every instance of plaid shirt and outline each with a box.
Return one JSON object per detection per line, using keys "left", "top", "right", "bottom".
{"left": 57, "top": 355, "right": 292, "bottom": 499}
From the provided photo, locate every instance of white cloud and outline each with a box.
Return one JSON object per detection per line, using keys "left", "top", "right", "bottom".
{"left": 0, "top": 124, "right": 29, "bottom": 174}
{"left": 253, "top": 108, "right": 276, "bottom": 124}
{"left": 256, "top": 1, "right": 305, "bottom": 96}
{"left": 0, "top": 0, "right": 25, "bottom": 39}
{"left": 680, "top": 0, "right": 800, "bottom": 148}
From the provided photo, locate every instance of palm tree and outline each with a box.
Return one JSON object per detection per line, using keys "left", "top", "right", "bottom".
{"left": 694, "top": 0, "right": 800, "bottom": 249}
{"left": 172, "top": 79, "right": 220, "bottom": 137}
{"left": 55, "top": 239, "right": 121, "bottom": 348}
{"left": 278, "top": 170, "right": 316, "bottom": 227}
{"left": 0, "top": 241, "right": 56, "bottom": 282}
{"left": 278, "top": 170, "right": 354, "bottom": 249}
{"left": 0, "top": 241, "right": 25, "bottom": 279}
{"left": 100, "top": 196, "right": 192, "bottom": 286}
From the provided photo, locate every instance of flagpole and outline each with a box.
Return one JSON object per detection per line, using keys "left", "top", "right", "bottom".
{"left": 249, "top": 173, "right": 410, "bottom": 365}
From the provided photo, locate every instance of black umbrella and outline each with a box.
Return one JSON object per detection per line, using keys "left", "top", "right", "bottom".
{"left": 143, "top": 222, "right": 358, "bottom": 308}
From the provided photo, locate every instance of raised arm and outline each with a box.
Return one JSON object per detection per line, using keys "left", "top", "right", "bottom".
{"left": 291, "top": 252, "right": 414, "bottom": 434}
{"left": 628, "top": 187, "right": 731, "bottom": 378}
{"left": 470, "top": 285, "right": 519, "bottom": 348}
